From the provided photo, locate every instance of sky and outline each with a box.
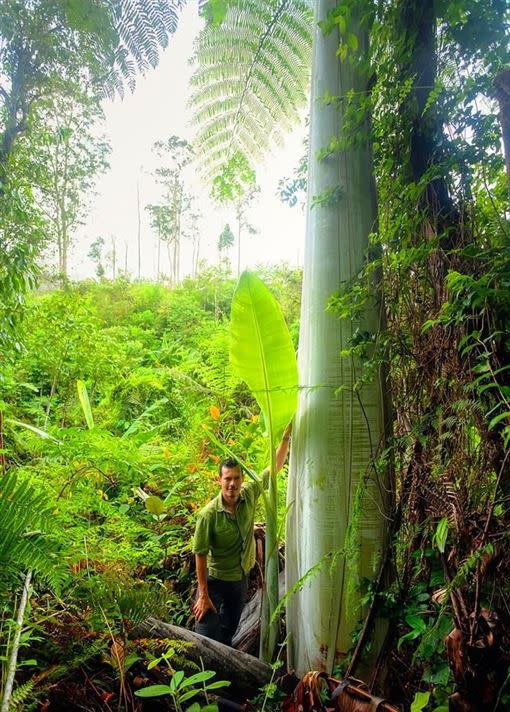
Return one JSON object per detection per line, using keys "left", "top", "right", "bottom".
{"left": 73, "top": 3, "right": 307, "bottom": 280}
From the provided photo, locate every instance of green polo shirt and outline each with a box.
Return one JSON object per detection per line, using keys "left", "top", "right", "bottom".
{"left": 193, "top": 471, "right": 268, "bottom": 581}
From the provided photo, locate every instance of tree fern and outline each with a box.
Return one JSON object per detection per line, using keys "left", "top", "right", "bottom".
{"left": 189, "top": 0, "right": 312, "bottom": 180}
{"left": 0, "top": 471, "right": 65, "bottom": 591}
{"left": 102, "top": 0, "right": 186, "bottom": 98}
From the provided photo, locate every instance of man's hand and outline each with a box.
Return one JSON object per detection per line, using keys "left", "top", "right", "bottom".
{"left": 193, "top": 594, "right": 217, "bottom": 622}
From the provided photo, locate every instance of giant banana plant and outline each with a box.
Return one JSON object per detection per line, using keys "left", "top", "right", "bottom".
{"left": 230, "top": 271, "right": 298, "bottom": 661}
{"left": 285, "top": 1, "right": 391, "bottom": 676}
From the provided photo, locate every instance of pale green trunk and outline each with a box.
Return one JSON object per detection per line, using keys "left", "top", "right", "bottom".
{"left": 286, "top": 0, "right": 389, "bottom": 676}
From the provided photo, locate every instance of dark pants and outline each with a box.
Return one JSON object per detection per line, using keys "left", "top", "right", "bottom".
{"left": 195, "top": 576, "right": 247, "bottom": 646}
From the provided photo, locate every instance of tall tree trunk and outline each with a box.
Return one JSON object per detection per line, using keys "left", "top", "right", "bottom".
{"left": 398, "top": 0, "right": 453, "bottom": 225}
{"left": 111, "top": 236, "right": 116, "bottom": 279}
{"left": 286, "top": 0, "right": 390, "bottom": 676}
{"left": 62, "top": 234, "right": 68, "bottom": 281}
{"left": 167, "top": 241, "right": 174, "bottom": 286}
{"left": 137, "top": 177, "right": 141, "bottom": 279}
{"left": 494, "top": 69, "right": 510, "bottom": 203}
{"left": 0, "top": 571, "right": 32, "bottom": 712}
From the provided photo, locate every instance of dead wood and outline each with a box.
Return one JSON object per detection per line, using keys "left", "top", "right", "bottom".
{"left": 130, "top": 618, "right": 273, "bottom": 699}
{"left": 232, "top": 569, "right": 285, "bottom": 653}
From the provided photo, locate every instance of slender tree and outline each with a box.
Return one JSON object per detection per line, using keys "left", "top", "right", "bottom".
{"left": 28, "top": 81, "right": 110, "bottom": 281}
{"left": 211, "top": 152, "right": 258, "bottom": 277}
{"left": 0, "top": 0, "right": 183, "bottom": 347}
{"left": 150, "top": 136, "right": 193, "bottom": 284}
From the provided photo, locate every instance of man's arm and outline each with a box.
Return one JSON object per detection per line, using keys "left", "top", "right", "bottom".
{"left": 258, "top": 424, "right": 292, "bottom": 490}
{"left": 192, "top": 554, "right": 217, "bottom": 622}
{"left": 275, "top": 423, "right": 292, "bottom": 473}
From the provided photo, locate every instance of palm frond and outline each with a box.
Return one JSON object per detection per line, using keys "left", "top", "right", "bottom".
{"left": 190, "top": 0, "right": 312, "bottom": 181}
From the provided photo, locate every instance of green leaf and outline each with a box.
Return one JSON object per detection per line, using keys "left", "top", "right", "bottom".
{"left": 434, "top": 517, "right": 449, "bottom": 553}
{"left": 205, "top": 680, "right": 230, "bottom": 690}
{"left": 201, "top": 0, "right": 228, "bottom": 25}
{"left": 135, "top": 684, "right": 172, "bottom": 697}
{"left": 186, "top": 704, "right": 202, "bottom": 712}
{"left": 77, "top": 380, "right": 95, "bottom": 430}
{"left": 123, "top": 654, "right": 140, "bottom": 672}
{"left": 171, "top": 670, "right": 185, "bottom": 690}
{"left": 145, "top": 496, "right": 166, "bottom": 516}
{"left": 7, "top": 418, "right": 60, "bottom": 443}
{"left": 230, "top": 272, "right": 298, "bottom": 447}
{"left": 178, "top": 689, "right": 201, "bottom": 703}
{"left": 411, "top": 691, "right": 430, "bottom": 712}
{"left": 147, "top": 657, "right": 161, "bottom": 670}
{"left": 489, "top": 411, "right": 510, "bottom": 430}
{"left": 347, "top": 33, "right": 358, "bottom": 52}
{"left": 179, "top": 670, "right": 216, "bottom": 687}
{"left": 118, "top": 504, "right": 130, "bottom": 515}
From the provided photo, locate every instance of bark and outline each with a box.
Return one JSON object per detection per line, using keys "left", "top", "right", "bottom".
{"left": 398, "top": 0, "right": 453, "bottom": 221}
{"left": 0, "top": 45, "right": 31, "bottom": 176}
{"left": 0, "top": 571, "right": 32, "bottom": 712}
{"left": 234, "top": 569, "right": 285, "bottom": 654}
{"left": 130, "top": 618, "right": 273, "bottom": 699}
{"left": 494, "top": 69, "right": 510, "bottom": 204}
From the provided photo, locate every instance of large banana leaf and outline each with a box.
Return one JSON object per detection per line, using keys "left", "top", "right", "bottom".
{"left": 230, "top": 271, "right": 298, "bottom": 444}
{"left": 230, "top": 270, "right": 298, "bottom": 661}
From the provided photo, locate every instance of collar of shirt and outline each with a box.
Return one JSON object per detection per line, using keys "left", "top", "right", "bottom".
{"left": 212, "top": 487, "right": 247, "bottom": 513}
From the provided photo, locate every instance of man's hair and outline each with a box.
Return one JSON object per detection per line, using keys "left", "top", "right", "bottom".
{"left": 218, "top": 457, "right": 242, "bottom": 477}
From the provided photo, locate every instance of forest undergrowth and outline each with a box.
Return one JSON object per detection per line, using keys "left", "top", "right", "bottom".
{"left": 0, "top": 267, "right": 301, "bottom": 711}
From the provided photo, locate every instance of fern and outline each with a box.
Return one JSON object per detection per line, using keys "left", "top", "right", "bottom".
{"left": 190, "top": 0, "right": 312, "bottom": 180}
{"left": 102, "top": 0, "right": 186, "bottom": 98}
{"left": 0, "top": 471, "right": 65, "bottom": 592}
{"left": 8, "top": 679, "right": 34, "bottom": 710}
{"left": 85, "top": 577, "right": 171, "bottom": 628}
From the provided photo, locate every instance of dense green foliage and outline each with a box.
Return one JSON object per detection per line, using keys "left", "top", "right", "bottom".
{"left": 0, "top": 267, "right": 301, "bottom": 708}
{"left": 1, "top": 0, "right": 510, "bottom": 709}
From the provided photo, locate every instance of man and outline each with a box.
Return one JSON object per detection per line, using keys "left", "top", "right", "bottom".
{"left": 192, "top": 428, "right": 291, "bottom": 646}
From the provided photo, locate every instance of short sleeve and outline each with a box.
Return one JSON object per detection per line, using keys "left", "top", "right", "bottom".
{"left": 193, "top": 513, "right": 212, "bottom": 555}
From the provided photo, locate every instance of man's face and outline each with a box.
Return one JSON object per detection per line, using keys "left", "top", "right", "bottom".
{"left": 218, "top": 465, "right": 243, "bottom": 507}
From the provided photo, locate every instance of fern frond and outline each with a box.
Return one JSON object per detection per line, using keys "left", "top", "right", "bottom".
{"left": 102, "top": 0, "right": 185, "bottom": 98}
{"left": 8, "top": 679, "right": 35, "bottom": 710}
{"left": 0, "top": 471, "right": 65, "bottom": 591}
{"left": 190, "top": 0, "right": 312, "bottom": 181}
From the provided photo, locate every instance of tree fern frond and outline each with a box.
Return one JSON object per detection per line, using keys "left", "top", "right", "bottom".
{"left": 0, "top": 471, "right": 65, "bottom": 591}
{"left": 190, "top": 0, "right": 312, "bottom": 182}
{"left": 102, "top": 0, "right": 185, "bottom": 97}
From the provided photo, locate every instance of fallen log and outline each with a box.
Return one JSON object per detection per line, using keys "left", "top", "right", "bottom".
{"left": 131, "top": 617, "right": 273, "bottom": 699}
{"left": 233, "top": 569, "right": 285, "bottom": 652}
{"left": 232, "top": 588, "right": 261, "bottom": 652}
